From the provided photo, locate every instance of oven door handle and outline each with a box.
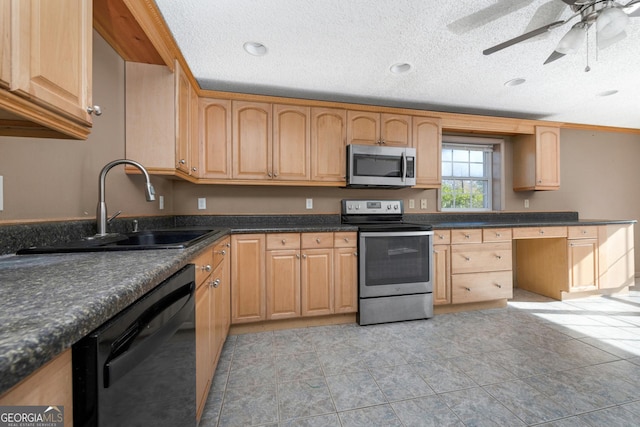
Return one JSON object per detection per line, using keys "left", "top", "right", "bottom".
{"left": 360, "top": 231, "right": 434, "bottom": 238}
{"left": 103, "top": 282, "right": 195, "bottom": 388}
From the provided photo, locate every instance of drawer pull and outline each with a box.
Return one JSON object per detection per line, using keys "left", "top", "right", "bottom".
{"left": 344, "top": 237, "right": 350, "bottom": 243}
{"left": 496, "top": 255, "right": 502, "bottom": 259}
{"left": 464, "top": 234, "right": 470, "bottom": 239}
{"left": 438, "top": 234, "right": 445, "bottom": 239}
{"left": 296, "top": 254, "right": 300, "bottom": 259}
{"left": 496, "top": 232, "right": 501, "bottom": 237}
{"left": 201, "top": 264, "right": 211, "bottom": 272}
{"left": 464, "top": 287, "right": 471, "bottom": 292}
{"left": 582, "top": 230, "right": 587, "bottom": 234}
{"left": 302, "top": 254, "right": 307, "bottom": 259}
{"left": 211, "top": 278, "right": 221, "bottom": 288}
{"left": 316, "top": 238, "right": 321, "bottom": 244}
{"left": 539, "top": 230, "right": 545, "bottom": 235}
{"left": 464, "top": 256, "right": 470, "bottom": 261}
{"left": 226, "top": 243, "right": 231, "bottom": 248}
{"left": 281, "top": 239, "right": 286, "bottom": 244}
{"left": 354, "top": 252, "right": 358, "bottom": 257}
{"left": 495, "top": 284, "right": 502, "bottom": 289}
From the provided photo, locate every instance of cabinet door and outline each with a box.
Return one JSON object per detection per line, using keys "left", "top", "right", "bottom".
{"left": 380, "top": 113, "right": 411, "bottom": 146}
{"left": 175, "top": 62, "right": 191, "bottom": 174}
{"left": 412, "top": 116, "right": 442, "bottom": 187}
{"left": 1, "top": 0, "right": 10, "bottom": 89}
{"left": 189, "top": 81, "right": 199, "bottom": 176}
{"left": 266, "top": 249, "right": 301, "bottom": 319}
{"left": 231, "top": 234, "right": 266, "bottom": 323}
{"left": 433, "top": 245, "right": 451, "bottom": 305}
{"left": 598, "top": 224, "right": 635, "bottom": 290}
{"left": 273, "top": 104, "right": 310, "bottom": 180}
{"left": 199, "top": 98, "right": 232, "bottom": 179}
{"left": 568, "top": 238, "right": 598, "bottom": 292}
{"left": 12, "top": 0, "right": 92, "bottom": 124}
{"left": 301, "top": 248, "right": 334, "bottom": 316}
{"left": 311, "top": 107, "right": 346, "bottom": 182}
{"left": 346, "top": 110, "right": 379, "bottom": 145}
{"left": 334, "top": 247, "right": 358, "bottom": 313}
{"left": 232, "top": 101, "right": 272, "bottom": 179}
{"left": 536, "top": 126, "right": 560, "bottom": 188}
{"left": 195, "top": 280, "right": 212, "bottom": 419}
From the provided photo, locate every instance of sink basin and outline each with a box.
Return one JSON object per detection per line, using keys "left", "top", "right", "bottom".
{"left": 16, "top": 228, "right": 220, "bottom": 254}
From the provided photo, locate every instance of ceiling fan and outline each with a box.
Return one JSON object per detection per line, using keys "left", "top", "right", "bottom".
{"left": 483, "top": 0, "right": 640, "bottom": 64}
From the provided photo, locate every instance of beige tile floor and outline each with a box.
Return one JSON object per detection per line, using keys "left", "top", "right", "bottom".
{"left": 200, "top": 287, "right": 640, "bottom": 426}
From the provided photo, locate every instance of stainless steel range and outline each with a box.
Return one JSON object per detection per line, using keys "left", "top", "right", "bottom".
{"left": 341, "top": 199, "right": 434, "bottom": 325}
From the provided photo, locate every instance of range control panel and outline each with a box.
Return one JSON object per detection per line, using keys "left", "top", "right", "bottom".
{"left": 342, "top": 199, "right": 403, "bottom": 215}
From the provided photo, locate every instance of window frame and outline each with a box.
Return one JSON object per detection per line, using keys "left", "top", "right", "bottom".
{"left": 438, "top": 135, "right": 505, "bottom": 212}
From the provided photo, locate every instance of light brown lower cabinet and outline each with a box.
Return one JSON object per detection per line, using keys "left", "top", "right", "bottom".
{"left": 195, "top": 237, "right": 231, "bottom": 422}
{"left": 0, "top": 349, "right": 73, "bottom": 426}
{"left": 232, "top": 231, "right": 357, "bottom": 324}
{"left": 433, "top": 244, "right": 451, "bottom": 305}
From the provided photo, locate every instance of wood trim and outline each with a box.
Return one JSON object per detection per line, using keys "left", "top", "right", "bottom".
{"left": 229, "top": 313, "right": 355, "bottom": 335}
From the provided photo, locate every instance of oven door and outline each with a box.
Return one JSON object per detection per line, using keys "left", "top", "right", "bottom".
{"left": 359, "top": 230, "right": 433, "bottom": 298}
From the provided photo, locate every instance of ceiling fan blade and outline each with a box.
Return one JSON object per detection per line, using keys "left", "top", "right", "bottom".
{"left": 483, "top": 20, "right": 566, "bottom": 55}
{"left": 560, "top": 0, "right": 579, "bottom": 5}
{"left": 543, "top": 50, "right": 566, "bottom": 64}
{"left": 624, "top": 0, "right": 640, "bottom": 16}
{"left": 447, "top": 0, "right": 533, "bottom": 35}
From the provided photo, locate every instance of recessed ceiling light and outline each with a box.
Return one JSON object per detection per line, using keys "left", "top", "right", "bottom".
{"left": 597, "top": 89, "right": 619, "bottom": 97}
{"left": 504, "top": 78, "right": 526, "bottom": 87}
{"left": 243, "top": 42, "right": 267, "bottom": 56}
{"left": 390, "top": 63, "right": 412, "bottom": 74}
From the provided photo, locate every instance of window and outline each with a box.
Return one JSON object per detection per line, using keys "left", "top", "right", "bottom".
{"left": 440, "top": 136, "right": 504, "bottom": 212}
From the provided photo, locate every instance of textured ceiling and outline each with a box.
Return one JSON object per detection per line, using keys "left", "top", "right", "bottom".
{"left": 154, "top": 0, "right": 640, "bottom": 129}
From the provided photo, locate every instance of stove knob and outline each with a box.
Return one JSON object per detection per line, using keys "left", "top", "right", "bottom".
{"left": 394, "top": 204, "right": 399, "bottom": 210}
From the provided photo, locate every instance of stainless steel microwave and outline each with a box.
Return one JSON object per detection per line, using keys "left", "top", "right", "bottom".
{"left": 347, "top": 144, "right": 416, "bottom": 188}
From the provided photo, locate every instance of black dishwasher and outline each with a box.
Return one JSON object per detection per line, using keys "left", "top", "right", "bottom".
{"left": 73, "top": 264, "right": 196, "bottom": 427}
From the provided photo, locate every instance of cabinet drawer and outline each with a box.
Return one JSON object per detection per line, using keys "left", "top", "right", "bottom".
{"left": 483, "top": 228, "right": 512, "bottom": 242}
{"left": 193, "top": 249, "right": 214, "bottom": 287}
{"left": 433, "top": 230, "right": 451, "bottom": 245}
{"left": 267, "top": 233, "right": 300, "bottom": 250}
{"left": 213, "top": 237, "right": 231, "bottom": 268}
{"left": 568, "top": 226, "right": 598, "bottom": 239}
{"left": 301, "top": 232, "right": 334, "bottom": 249}
{"left": 451, "top": 229, "right": 482, "bottom": 244}
{"left": 334, "top": 232, "right": 357, "bottom": 248}
{"left": 451, "top": 242, "right": 512, "bottom": 274}
{"left": 452, "top": 271, "right": 513, "bottom": 304}
{"left": 512, "top": 226, "right": 567, "bottom": 239}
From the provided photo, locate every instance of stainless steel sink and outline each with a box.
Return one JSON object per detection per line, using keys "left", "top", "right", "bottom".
{"left": 16, "top": 228, "right": 220, "bottom": 254}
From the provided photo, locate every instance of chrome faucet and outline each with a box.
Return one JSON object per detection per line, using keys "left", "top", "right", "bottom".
{"left": 96, "top": 159, "right": 155, "bottom": 236}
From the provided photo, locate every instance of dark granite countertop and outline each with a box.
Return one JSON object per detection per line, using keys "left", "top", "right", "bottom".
{"left": 0, "top": 212, "right": 635, "bottom": 395}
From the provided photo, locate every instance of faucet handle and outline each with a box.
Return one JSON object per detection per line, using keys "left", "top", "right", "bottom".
{"left": 107, "top": 210, "right": 122, "bottom": 223}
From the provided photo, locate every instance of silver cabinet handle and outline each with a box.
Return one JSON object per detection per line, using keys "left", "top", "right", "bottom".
{"left": 495, "top": 284, "right": 502, "bottom": 289}
{"left": 354, "top": 252, "right": 358, "bottom": 256}
{"left": 202, "top": 264, "right": 211, "bottom": 272}
{"left": 282, "top": 239, "right": 286, "bottom": 244}
{"left": 496, "top": 255, "right": 502, "bottom": 259}
{"left": 316, "top": 238, "right": 321, "bottom": 244}
{"left": 464, "top": 287, "right": 471, "bottom": 292}
{"left": 211, "top": 278, "right": 221, "bottom": 288}
{"left": 464, "top": 256, "right": 470, "bottom": 261}
{"left": 302, "top": 254, "right": 307, "bottom": 259}
{"left": 296, "top": 254, "right": 300, "bottom": 259}
{"left": 464, "top": 234, "right": 470, "bottom": 239}
{"left": 344, "top": 237, "right": 349, "bottom": 243}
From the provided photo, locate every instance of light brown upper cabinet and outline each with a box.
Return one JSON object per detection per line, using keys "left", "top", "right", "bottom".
{"left": 273, "top": 104, "right": 311, "bottom": 181}
{"left": 311, "top": 107, "right": 347, "bottom": 182}
{"left": 0, "top": 0, "right": 93, "bottom": 139}
{"left": 126, "top": 61, "right": 197, "bottom": 177}
{"left": 198, "top": 98, "right": 232, "bottom": 179}
{"left": 232, "top": 101, "right": 272, "bottom": 180}
{"left": 232, "top": 102, "right": 311, "bottom": 181}
{"left": 412, "top": 116, "right": 442, "bottom": 187}
{"left": 513, "top": 126, "right": 560, "bottom": 191}
{"left": 347, "top": 111, "right": 412, "bottom": 147}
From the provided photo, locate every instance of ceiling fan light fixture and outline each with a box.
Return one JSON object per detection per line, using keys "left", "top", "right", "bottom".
{"left": 243, "top": 42, "right": 267, "bottom": 56}
{"left": 390, "top": 63, "right": 412, "bottom": 74}
{"left": 555, "top": 24, "right": 587, "bottom": 54}
{"left": 596, "top": 6, "right": 630, "bottom": 40}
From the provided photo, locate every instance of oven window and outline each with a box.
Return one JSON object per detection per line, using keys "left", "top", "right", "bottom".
{"left": 354, "top": 154, "right": 402, "bottom": 178}
{"left": 362, "top": 234, "right": 430, "bottom": 286}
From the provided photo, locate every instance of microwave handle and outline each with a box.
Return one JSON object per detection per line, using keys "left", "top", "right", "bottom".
{"left": 401, "top": 152, "right": 407, "bottom": 183}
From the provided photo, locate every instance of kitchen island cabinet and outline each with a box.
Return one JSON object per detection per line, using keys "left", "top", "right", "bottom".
{"left": 0, "top": 0, "right": 93, "bottom": 139}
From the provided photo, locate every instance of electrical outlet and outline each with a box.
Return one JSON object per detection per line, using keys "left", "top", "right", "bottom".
{"left": 306, "top": 198, "right": 313, "bottom": 209}
{"left": 159, "top": 195, "right": 164, "bottom": 210}
{"left": 409, "top": 199, "right": 415, "bottom": 209}
{"left": 524, "top": 199, "right": 530, "bottom": 209}
{"left": 198, "top": 198, "right": 206, "bottom": 210}
{"left": 420, "top": 199, "right": 427, "bottom": 210}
